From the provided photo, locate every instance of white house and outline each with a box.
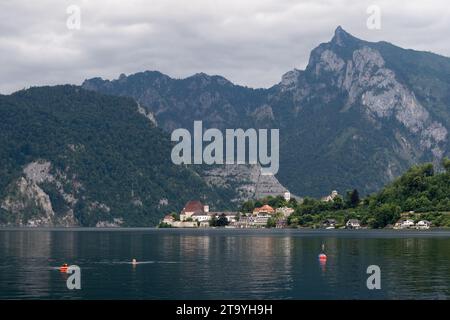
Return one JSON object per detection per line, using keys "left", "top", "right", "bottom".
{"left": 180, "top": 200, "right": 206, "bottom": 221}
{"left": 191, "top": 212, "right": 211, "bottom": 222}
{"left": 416, "top": 220, "right": 431, "bottom": 230}
{"left": 190, "top": 211, "right": 239, "bottom": 224}
{"left": 253, "top": 214, "right": 271, "bottom": 227}
{"left": 233, "top": 214, "right": 270, "bottom": 228}
{"left": 346, "top": 219, "right": 361, "bottom": 229}
{"left": 323, "top": 219, "right": 337, "bottom": 229}
{"left": 402, "top": 219, "right": 415, "bottom": 229}
{"left": 394, "top": 219, "right": 416, "bottom": 229}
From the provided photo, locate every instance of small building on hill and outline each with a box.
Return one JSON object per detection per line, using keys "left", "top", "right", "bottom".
{"left": 322, "top": 190, "right": 339, "bottom": 202}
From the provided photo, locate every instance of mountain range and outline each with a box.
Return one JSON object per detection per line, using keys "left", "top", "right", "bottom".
{"left": 83, "top": 26, "right": 450, "bottom": 198}
{"left": 1, "top": 26, "right": 450, "bottom": 226}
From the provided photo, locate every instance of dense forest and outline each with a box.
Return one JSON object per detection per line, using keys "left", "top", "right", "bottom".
{"left": 242, "top": 159, "right": 450, "bottom": 228}
{"left": 0, "top": 86, "right": 231, "bottom": 227}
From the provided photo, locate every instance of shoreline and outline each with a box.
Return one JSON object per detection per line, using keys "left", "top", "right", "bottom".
{"left": 0, "top": 226, "right": 449, "bottom": 236}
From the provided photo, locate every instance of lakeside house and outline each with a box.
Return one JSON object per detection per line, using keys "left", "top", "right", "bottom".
{"left": 394, "top": 219, "right": 415, "bottom": 229}
{"left": 235, "top": 215, "right": 269, "bottom": 228}
{"left": 416, "top": 220, "right": 431, "bottom": 230}
{"left": 162, "top": 214, "right": 175, "bottom": 224}
{"left": 346, "top": 219, "right": 361, "bottom": 229}
{"left": 233, "top": 204, "right": 277, "bottom": 228}
{"left": 180, "top": 200, "right": 207, "bottom": 221}
{"left": 191, "top": 211, "right": 210, "bottom": 222}
{"left": 323, "top": 219, "right": 337, "bottom": 229}
{"left": 191, "top": 210, "right": 239, "bottom": 223}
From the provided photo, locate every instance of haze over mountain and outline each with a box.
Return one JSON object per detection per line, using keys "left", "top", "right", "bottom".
{"left": 83, "top": 26, "right": 450, "bottom": 197}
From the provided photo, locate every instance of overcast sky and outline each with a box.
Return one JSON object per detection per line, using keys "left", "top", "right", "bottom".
{"left": 0, "top": 0, "right": 449, "bottom": 94}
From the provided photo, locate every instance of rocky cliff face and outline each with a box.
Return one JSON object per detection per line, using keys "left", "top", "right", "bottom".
{"left": 203, "top": 164, "right": 289, "bottom": 203}
{"left": 1, "top": 159, "right": 124, "bottom": 227}
{"left": 83, "top": 26, "right": 450, "bottom": 197}
{"left": 270, "top": 27, "right": 450, "bottom": 195}
{"left": 305, "top": 28, "right": 447, "bottom": 160}
{"left": 1, "top": 160, "right": 78, "bottom": 226}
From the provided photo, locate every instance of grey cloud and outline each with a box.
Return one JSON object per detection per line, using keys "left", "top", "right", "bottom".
{"left": 1, "top": 0, "right": 449, "bottom": 94}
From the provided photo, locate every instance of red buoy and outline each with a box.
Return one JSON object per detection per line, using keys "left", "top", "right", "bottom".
{"left": 59, "top": 263, "right": 68, "bottom": 273}
{"left": 318, "top": 253, "right": 327, "bottom": 260}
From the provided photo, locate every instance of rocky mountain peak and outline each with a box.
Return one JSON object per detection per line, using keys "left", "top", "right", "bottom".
{"left": 187, "top": 72, "right": 233, "bottom": 87}
{"left": 331, "top": 26, "right": 359, "bottom": 47}
{"left": 279, "top": 69, "right": 302, "bottom": 89}
{"left": 80, "top": 27, "right": 450, "bottom": 198}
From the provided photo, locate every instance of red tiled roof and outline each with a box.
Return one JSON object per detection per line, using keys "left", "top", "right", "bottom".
{"left": 254, "top": 205, "right": 274, "bottom": 213}
{"left": 182, "top": 200, "right": 204, "bottom": 213}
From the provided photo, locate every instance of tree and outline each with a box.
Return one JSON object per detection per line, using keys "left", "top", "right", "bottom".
{"left": 370, "top": 204, "right": 401, "bottom": 229}
{"left": 332, "top": 196, "right": 344, "bottom": 210}
{"left": 254, "top": 200, "right": 263, "bottom": 208}
{"left": 266, "top": 217, "right": 276, "bottom": 228}
{"left": 216, "top": 213, "right": 229, "bottom": 227}
{"left": 241, "top": 200, "right": 255, "bottom": 213}
{"left": 158, "top": 222, "right": 172, "bottom": 228}
{"left": 346, "top": 189, "right": 360, "bottom": 208}
{"left": 209, "top": 214, "right": 218, "bottom": 227}
{"left": 288, "top": 198, "right": 298, "bottom": 208}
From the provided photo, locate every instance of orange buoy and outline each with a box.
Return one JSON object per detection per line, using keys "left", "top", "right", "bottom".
{"left": 59, "top": 263, "right": 68, "bottom": 273}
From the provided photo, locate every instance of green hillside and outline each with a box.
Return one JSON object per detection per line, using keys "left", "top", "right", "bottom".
{"left": 0, "top": 86, "right": 229, "bottom": 226}
{"left": 246, "top": 159, "right": 450, "bottom": 228}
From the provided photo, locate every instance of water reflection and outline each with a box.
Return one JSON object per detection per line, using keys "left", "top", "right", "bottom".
{"left": 0, "top": 229, "right": 449, "bottom": 299}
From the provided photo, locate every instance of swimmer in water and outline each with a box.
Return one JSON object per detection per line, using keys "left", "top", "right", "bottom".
{"left": 132, "top": 258, "right": 137, "bottom": 265}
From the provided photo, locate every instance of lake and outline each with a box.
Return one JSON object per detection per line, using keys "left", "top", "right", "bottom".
{"left": 0, "top": 228, "right": 449, "bottom": 299}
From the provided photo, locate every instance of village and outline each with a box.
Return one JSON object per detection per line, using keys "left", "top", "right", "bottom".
{"left": 160, "top": 190, "right": 432, "bottom": 230}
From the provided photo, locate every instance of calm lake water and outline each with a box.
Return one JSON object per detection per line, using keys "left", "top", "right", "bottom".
{"left": 0, "top": 228, "right": 449, "bottom": 300}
